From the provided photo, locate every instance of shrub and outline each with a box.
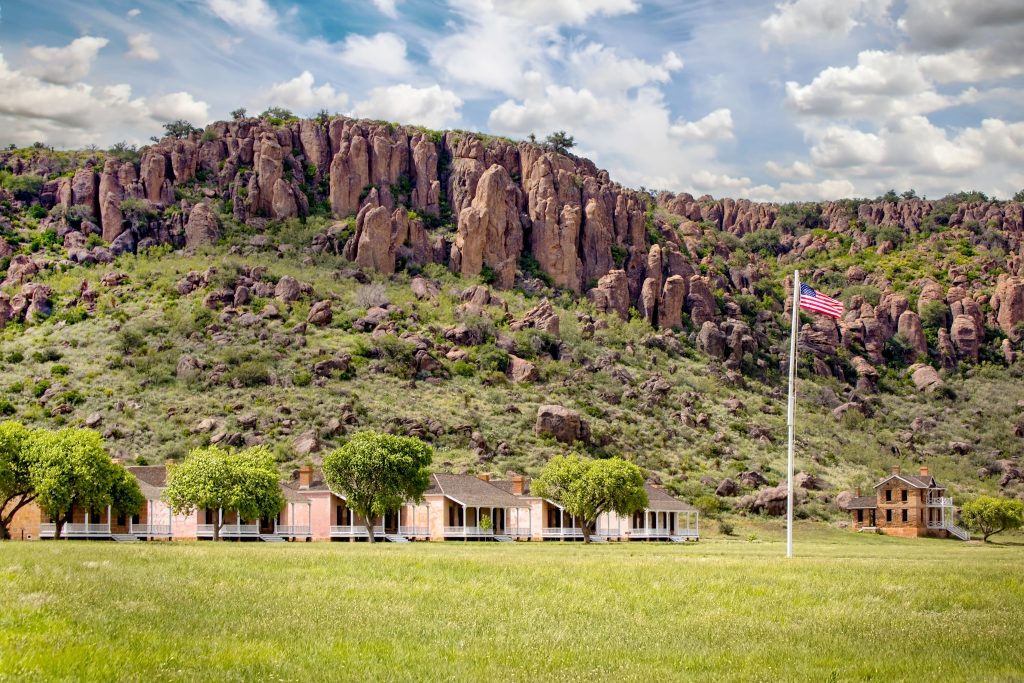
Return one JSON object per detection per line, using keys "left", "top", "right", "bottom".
{"left": 50, "top": 364, "right": 70, "bottom": 377}
{"left": 718, "top": 520, "right": 735, "bottom": 536}
{"left": 480, "top": 264, "right": 499, "bottom": 286}
{"left": 919, "top": 301, "right": 948, "bottom": 331}
{"left": 57, "top": 390, "right": 85, "bottom": 406}
{"left": 32, "top": 380, "right": 51, "bottom": 398}
{"left": 0, "top": 173, "right": 44, "bottom": 199}
{"left": 226, "top": 361, "right": 271, "bottom": 387}
{"left": 32, "top": 349, "right": 62, "bottom": 363}
{"left": 741, "top": 229, "right": 783, "bottom": 257}
{"left": 56, "top": 306, "right": 88, "bottom": 325}
{"left": 0, "top": 399, "right": 15, "bottom": 416}
{"left": 293, "top": 370, "right": 313, "bottom": 387}
{"left": 355, "top": 284, "right": 389, "bottom": 309}
{"left": 451, "top": 360, "right": 475, "bottom": 377}
{"left": 475, "top": 344, "right": 509, "bottom": 373}
{"left": 117, "top": 328, "right": 147, "bottom": 355}
{"left": 163, "top": 119, "right": 199, "bottom": 139}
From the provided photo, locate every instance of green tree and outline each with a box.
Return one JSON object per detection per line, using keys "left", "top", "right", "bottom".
{"left": 0, "top": 421, "right": 36, "bottom": 540}
{"left": 531, "top": 455, "right": 648, "bottom": 543}
{"left": 545, "top": 130, "right": 575, "bottom": 155}
{"left": 1013, "top": 189, "right": 1024, "bottom": 203}
{"left": 29, "top": 428, "right": 143, "bottom": 540}
{"left": 162, "top": 119, "right": 200, "bottom": 139}
{"left": 230, "top": 107, "right": 247, "bottom": 121}
{"left": 163, "top": 445, "right": 284, "bottom": 541}
{"left": 961, "top": 496, "right": 1024, "bottom": 542}
{"left": 321, "top": 431, "right": 433, "bottom": 543}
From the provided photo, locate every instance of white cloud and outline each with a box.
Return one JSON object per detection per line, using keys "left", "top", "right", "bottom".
{"left": 765, "top": 160, "right": 814, "bottom": 179}
{"left": 809, "top": 126, "right": 884, "bottom": 168}
{"left": 127, "top": 8, "right": 141, "bottom": 18}
{"left": 206, "top": 0, "right": 277, "bottom": 30}
{"left": 353, "top": 84, "right": 463, "bottom": 128}
{"left": 261, "top": 71, "right": 349, "bottom": 113}
{"left": 148, "top": 92, "right": 211, "bottom": 125}
{"left": 371, "top": 0, "right": 400, "bottom": 18}
{"left": 569, "top": 44, "right": 682, "bottom": 95}
{"left": 762, "top": 0, "right": 892, "bottom": 47}
{"left": 785, "top": 50, "right": 952, "bottom": 121}
{"left": 0, "top": 53, "right": 209, "bottom": 147}
{"left": 669, "top": 109, "right": 734, "bottom": 142}
{"left": 495, "top": 0, "right": 639, "bottom": 25}
{"left": 339, "top": 33, "right": 413, "bottom": 78}
{"left": 25, "top": 36, "right": 109, "bottom": 85}
{"left": 127, "top": 34, "right": 160, "bottom": 62}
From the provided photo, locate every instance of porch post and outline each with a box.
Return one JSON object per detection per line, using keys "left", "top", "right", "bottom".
{"left": 85, "top": 508, "right": 90, "bottom": 536}
{"left": 463, "top": 505, "right": 468, "bottom": 539}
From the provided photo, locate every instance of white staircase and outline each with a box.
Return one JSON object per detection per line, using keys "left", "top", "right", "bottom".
{"left": 385, "top": 534, "right": 411, "bottom": 543}
{"left": 111, "top": 534, "right": 139, "bottom": 543}
{"left": 260, "top": 535, "right": 287, "bottom": 543}
{"left": 946, "top": 524, "right": 970, "bottom": 541}
{"left": 492, "top": 535, "right": 514, "bottom": 543}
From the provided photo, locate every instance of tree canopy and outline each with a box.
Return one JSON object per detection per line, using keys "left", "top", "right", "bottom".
{"left": 531, "top": 455, "right": 648, "bottom": 543}
{"left": 544, "top": 130, "right": 575, "bottom": 155}
{"left": 961, "top": 496, "right": 1024, "bottom": 542}
{"left": 28, "top": 428, "right": 143, "bottom": 539}
{"left": 321, "top": 431, "right": 432, "bottom": 543}
{"left": 0, "top": 421, "right": 36, "bottom": 539}
{"left": 163, "top": 445, "right": 284, "bottom": 540}
{"left": 162, "top": 119, "right": 200, "bottom": 139}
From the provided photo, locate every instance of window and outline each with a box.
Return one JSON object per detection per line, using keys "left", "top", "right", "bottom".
{"left": 902, "top": 509, "right": 908, "bottom": 523}
{"left": 117, "top": 513, "right": 126, "bottom": 526}
{"left": 901, "top": 490, "right": 908, "bottom": 502}
{"left": 857, "top": 510, "right": 863, "bottom": 523}
{"left": 885, "top": 489, "right": 892, "bottom": 501}
{"left": 886, "top": 510, "right": 893, "bottom": 523}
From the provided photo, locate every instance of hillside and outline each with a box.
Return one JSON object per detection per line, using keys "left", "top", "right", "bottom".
{"left": 1, "top": 114, "right": 1023, "bottom": 521}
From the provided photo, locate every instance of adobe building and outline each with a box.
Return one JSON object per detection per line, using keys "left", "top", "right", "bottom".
{"left": 848, "top": 466, "right": 969, "bottom": 540}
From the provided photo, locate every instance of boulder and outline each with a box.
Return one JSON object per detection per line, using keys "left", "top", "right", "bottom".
{"left": 509, "top": 298, "right": 560, "bottom": 337}
{"left": 896, "top": 310, "right": 928, "bottom": 359}
{"left": 185, "top": 202, "right": 220, "bottom": 248}
{"left": 686, "top": 276, "right": 718, "bottom": 327}
{"left": 410, "top": 277, "right": 439, "bottom": 300}
{"left": 739, "top": 470, "right": 769, "bottom": 488}
{"left": 507, "top": 355, "right": 539, "bottom": 383}
{"left": 275, "top": 276, "right": 302, "bottom": 303}
{"left": 660, "top": 275, "right": 686, "bottom": 329}
{"left": 307, "top": 300, "right": 333, "bottom": 327}
{"left": 535, "top": 404, "right": 590, "bottom": 445}
{"left": 293, "top": 430, "right": 320, "bottom": 455}
{"left": 834, "top": 491, "right": 854, "bottom": 511}
{"left": 909, "top": 363, "right": 944, "bottom": 392}
{"left": 696, "top": 321, "right": 726, "bottom": 359}
{"left": 313, "top": 354, "right": 352, "bottom": 377}
{"left": 950, "top": 314, "right": 979, "bottom": 361}
{"left": 588, "top": 270, "right": 630, "bottom": 320}
{"left": 795, "top": 471, "right": 828, "bottom": 490}
{"left": 176, "top": 355, "right": 202, "bottom": 380}
{"left": 993, "top": 275, "right": 1024, "bottom": 337}
{"left": 715, "top": 478, "right": 740, "bottom": 497}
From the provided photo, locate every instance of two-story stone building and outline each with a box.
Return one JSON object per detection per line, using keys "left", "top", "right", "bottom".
{"left": 848, "top": 466, "right": 969, "bottom": 540}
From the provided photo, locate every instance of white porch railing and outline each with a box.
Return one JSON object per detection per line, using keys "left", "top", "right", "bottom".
{"left": 444, "top": 526, "right": 494, "bottom": 536}
{"left": 926, "top": 497, "right": 953, "bottom": 507}
{"left": 542, "top": 527, "right": 584, "bottom": 538}
{"left": 504, "top": 527, "right": 531, "bottom": 538}
{"left": 39, "top": 522, "right": 111, "bottom": 538}
{"left": 129, "top": 523, "right": 172, "bottom": 536}
{"left": 197, "top": 523, "right": 260, "bottom": 537}
{"left": 399, "top": 526, "right": 430, "bottom": 536}
{"left": 629, "top": 528, "right": 676, "bottom": 538}
{"left": 329, "top": 525, "right": 385, "bottom": 537}
{"left": 273, "top": 524, "right": 311, "bottom": 536}
{"left": 672, "top": 529, "right": 700, "bottom": 538}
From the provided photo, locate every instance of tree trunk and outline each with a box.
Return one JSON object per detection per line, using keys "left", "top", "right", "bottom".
{"left": 55, "top": 516, "right": 66, "bottom": 541}
{"left": 365, "top": 515, "right": 378, "bottom": 543}
{"left": 0, "top": 522, "right": 9, "bottom": 540}
{"left": 581, "top": 521, "right": 592, "bottom": 544}
{"left": 213, "top": 520, "right": 221, "bottom": 542}
{"left": 0, "top": 495, "right": 35, "bottom": 540}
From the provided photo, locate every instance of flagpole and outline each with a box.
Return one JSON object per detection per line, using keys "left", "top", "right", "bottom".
{"left": 787, "top": 270, "right": 800, "bottom": 559}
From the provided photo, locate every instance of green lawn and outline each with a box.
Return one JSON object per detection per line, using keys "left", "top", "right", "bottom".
{"left": 1, "top": 527, "right": 1022, "bottom": 682}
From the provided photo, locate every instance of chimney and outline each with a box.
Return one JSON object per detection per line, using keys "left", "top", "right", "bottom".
{"left": 511, "top": 475, "right": 524, "bottom": 496}
{"left": 919, "top": 466, "right": 929, "bottom": 476}
{"left": 855, "top": 487, "right": 861, "bottom": 497}
{"left": 477, "top": 473, "right": 490, "bottom": 482}
{"left": 891, "top": 465, "right": 901, "bottom": 475}
{"left": 298, "top": 466, "right": 313, "bottom": 489}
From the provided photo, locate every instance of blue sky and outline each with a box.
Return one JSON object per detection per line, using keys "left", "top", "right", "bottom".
{"left": 1, "top": 0, "right": 1022, "bottom": 200}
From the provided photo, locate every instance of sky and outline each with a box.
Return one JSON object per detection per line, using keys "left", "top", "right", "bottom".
{"left": 1, "top": 0, "right": 1022, "bottom": 202}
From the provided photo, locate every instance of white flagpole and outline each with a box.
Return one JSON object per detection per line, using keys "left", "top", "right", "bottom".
{"left": 787, "top": 270, "right": 800, "bottom": 559}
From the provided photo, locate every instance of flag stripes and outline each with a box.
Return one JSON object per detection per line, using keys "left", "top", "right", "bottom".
{"left": 799, "top": 282, "right": 844, "bottom": 319}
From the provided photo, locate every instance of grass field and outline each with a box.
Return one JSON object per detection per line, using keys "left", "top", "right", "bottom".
{"left": 1, "top": 525, "right": 1023, "bottom": 682}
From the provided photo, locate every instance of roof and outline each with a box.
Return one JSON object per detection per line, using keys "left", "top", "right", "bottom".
{"left": 644, "top": 484, "right": 696, "bottom": 512}
{"left": 489, "top": 478, "right": 532, "bottom": 496}
{"left": 127, "top": 465, "right": 167, "bottom": 488}
{"left": 847, "top": 496, "right": 877, "bottom": 510}
{"left": 873, "top": 473, "right": 940, "bottom": 490}
{"left": 426, "top": 473, "right": 528, "bottom": 508}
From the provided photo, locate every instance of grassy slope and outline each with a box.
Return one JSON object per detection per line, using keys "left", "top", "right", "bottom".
{"left": 1, "top": 530, "right": 1023, "bottom": 681}
{"left": 2, "top": 214, "right": 1023, "bottom": 515}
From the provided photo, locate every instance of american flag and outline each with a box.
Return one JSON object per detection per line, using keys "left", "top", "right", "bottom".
{"left": 799, "top": 283, "right": 844, "bottom": 319}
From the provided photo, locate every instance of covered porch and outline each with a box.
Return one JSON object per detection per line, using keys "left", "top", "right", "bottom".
{"left": 39, "top": 505, "right": 113, "bottom": 539}
{"left": 629, "top": 509, "right": 700, "bottom": 540}
{"left": 196, "top": 509, "right": 262, "bottom": 540}
{"left": 442, "top": 499, "right": 532, "bottom": 540}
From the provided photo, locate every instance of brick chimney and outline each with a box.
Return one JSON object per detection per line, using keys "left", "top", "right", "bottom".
{"left": 891, "top": 465, "right": 901, "bottom": 475}
{"left": 855, "top": 487, "right": 861, "bottom": 497}
{"left": 919, "top": 466, "right": 929, "bottom": 476}
{"left": 477, "top": 473, "right": 490, "bottom": 482}
{"left": 298, "top": 466, "right": 313, "bottom": 489}
{"left": 511, "top": 475, "right": 525, "bottom": 495}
